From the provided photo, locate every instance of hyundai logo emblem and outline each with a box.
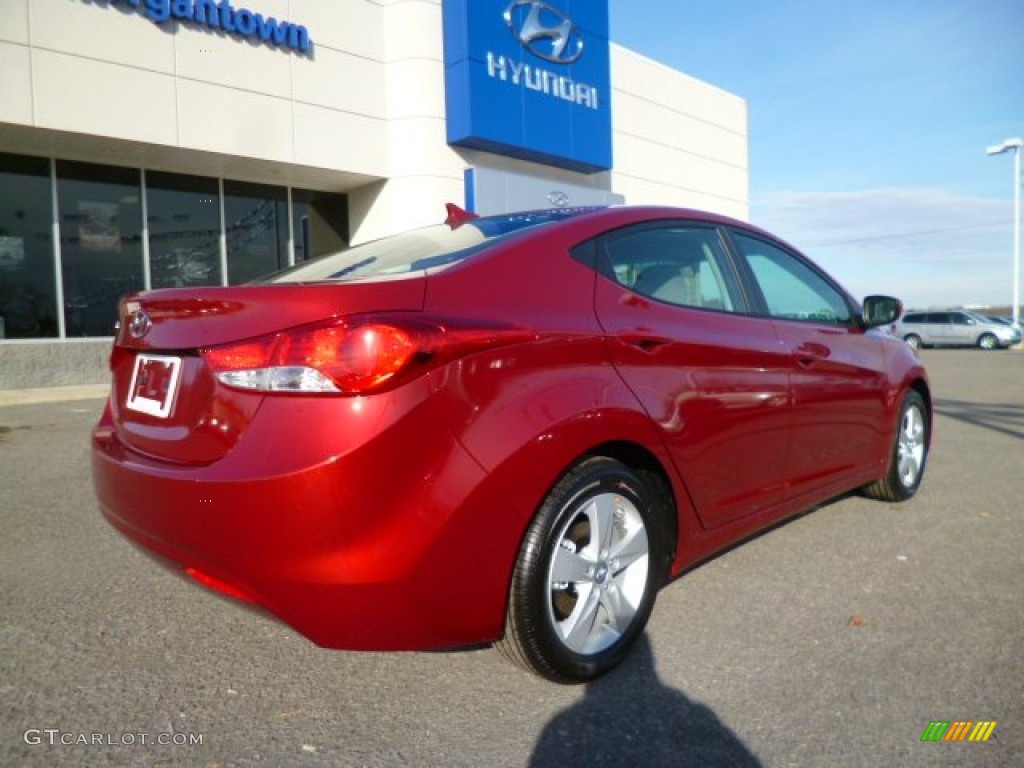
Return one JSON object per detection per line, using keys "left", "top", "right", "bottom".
{"left": 504, "top": 1, "right": 584, "bottom": 65}
{"left": 127, "top": 309, "right": 152, "bottom": 339}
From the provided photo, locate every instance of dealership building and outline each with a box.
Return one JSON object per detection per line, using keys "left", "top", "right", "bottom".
{"left": 0, "top": 0, "right": 748, "bottom": 389}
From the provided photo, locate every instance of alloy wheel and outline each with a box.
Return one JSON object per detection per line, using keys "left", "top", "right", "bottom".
{"left": 545, "top": 491, "right": 650, "bottom": 655}
{"left": 897, "top": 403, "right": 926, "bottom": 489}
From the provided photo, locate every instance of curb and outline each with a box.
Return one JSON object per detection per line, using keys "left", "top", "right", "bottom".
{"left": 0, "top": 385, "right": 110, "bottom": 408}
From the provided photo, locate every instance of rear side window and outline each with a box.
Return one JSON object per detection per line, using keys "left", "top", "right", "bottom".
{"left": 902, "top": 313, "right": 925, "bottom": 324}
{"left": 731, "top": 232, "right": 852, "bottom": 324}
{"left": 601, "top": 225, "right": 742, "bottom": 312}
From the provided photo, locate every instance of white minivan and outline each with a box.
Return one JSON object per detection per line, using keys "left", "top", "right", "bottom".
{"left": 893, "top": 310, "right": 1022, "bottom": 350}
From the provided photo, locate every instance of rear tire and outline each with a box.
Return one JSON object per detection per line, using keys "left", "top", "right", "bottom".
{"left": 497, "top": 457, "right": 667, "bottom": 683}
{"left": 862, "top": 390, "right": 929, "bottom": 502}
{"left": 978, "top": 333, "right": 999, "bottom": 350}
{"left": 903, "top": 334, "right": 922, "bottom": 349}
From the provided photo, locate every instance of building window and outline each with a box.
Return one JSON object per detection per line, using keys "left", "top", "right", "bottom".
{"left": 57, "top": 161, "right": 144, "bottom": 337}
{"left": 147, "top": 171, "right": 223, "bottom": 289}
{"left": 0, "top": 153, "right": 351, "bottom": 340}
{"left": 0, "top": 154, "right": 59, "bottom": 339}
{"left": 292, "top": 188, "right": 349, "bottom": 262}
{"left": 224, "top": 180, "right": 288, "bottom": 283}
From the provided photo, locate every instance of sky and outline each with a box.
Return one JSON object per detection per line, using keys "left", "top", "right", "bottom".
{"left": 608, "top": 0, "right": 1024, "bottom": 308}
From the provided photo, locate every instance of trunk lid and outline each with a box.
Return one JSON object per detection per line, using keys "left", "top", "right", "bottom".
{"left": 108, "top": 280, "right": 426, "bottom": 464}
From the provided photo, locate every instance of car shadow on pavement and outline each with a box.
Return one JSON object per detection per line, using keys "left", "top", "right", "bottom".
{"left": 529, "top": 634, "right": 763, "bottom": 768}
{"left": 933, "top": 399, "right": 1024, "bottom": 441}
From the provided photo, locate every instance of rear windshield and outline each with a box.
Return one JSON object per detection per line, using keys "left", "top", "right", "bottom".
{"left": 264, "top": 209, "right": 594, "bottom": 284}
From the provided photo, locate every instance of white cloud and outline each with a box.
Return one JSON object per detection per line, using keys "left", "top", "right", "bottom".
{"left": 752, "top": 188, "right": 1017, "bottom": 308}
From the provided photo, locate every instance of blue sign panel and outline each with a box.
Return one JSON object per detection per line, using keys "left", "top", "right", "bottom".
{"left": 443, "top": 1, "right": 612, "bottom": 174}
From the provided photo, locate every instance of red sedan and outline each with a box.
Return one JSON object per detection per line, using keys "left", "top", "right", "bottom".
{"left": 92, "top": 206, "right": 930, "bottom": 682}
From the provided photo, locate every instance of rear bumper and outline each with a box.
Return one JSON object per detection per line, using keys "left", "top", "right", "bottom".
{"left": 91, "top": 386, "right": 509, "bottom": 651}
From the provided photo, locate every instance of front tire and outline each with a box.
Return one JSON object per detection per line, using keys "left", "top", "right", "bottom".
{"left": 978, "top": 333, "right": 999, "bottom": 350}
{"left": 497, "top": 457, "right": 667, "bottom": 683}
{"left": 862, "top": 390, "right": 929, "bottom": 502}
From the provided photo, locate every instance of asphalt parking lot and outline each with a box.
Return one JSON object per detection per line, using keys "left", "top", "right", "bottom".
{"left": 1, "top": 349, "right": 1021, "bottom": 767}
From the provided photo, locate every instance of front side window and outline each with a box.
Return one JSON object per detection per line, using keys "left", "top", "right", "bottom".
{"left": 731, "top": 232, "right": 851, "bottom": 324}
{"left": 602, "top": 224, "right": 741, "bottom": 312}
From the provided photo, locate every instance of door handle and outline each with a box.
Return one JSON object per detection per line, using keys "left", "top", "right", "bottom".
{"left": 794, "top": 342, "right": 830, "bottom": 367}
{"left": 621, "top": 333, "right": 672, "bottom": 352}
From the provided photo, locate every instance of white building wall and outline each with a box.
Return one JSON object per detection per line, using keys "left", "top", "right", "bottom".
{"left": 0, "top": 0, "right": 392, "bottom": 183}
{"left": 0, "top": 0, "right": 749, "bottom": 240}
{"left": 360, "top": 7, "right": 750, "bottom": 236}
{"left": 610, "top": 45, "right": 749, "bottom": 220}
{"left": 350, "top": 0, "right": 466, "bottom": 244}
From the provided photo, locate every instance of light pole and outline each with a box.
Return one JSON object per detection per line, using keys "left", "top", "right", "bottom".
{"left": 986, "top": 138, "right": 1022, "bottom": 328}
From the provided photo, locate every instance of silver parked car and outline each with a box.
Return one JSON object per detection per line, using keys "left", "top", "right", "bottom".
{"left": 893, "top": 310, "right": 1022, "bottom": 350}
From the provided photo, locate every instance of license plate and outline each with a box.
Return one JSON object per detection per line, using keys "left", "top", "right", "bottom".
{"left": 126, "top": 354, "right": 182, "bottom": 419}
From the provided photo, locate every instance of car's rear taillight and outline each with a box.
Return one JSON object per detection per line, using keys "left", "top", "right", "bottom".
{"left": 202, "top": 315, "right": 531, "bottom": 395}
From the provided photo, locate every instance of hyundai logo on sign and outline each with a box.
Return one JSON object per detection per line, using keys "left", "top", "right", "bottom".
{"left": 505, "top": 1, "right": 583, "bottom": 64}
{"left": 442, "top": 0, "right": 613, "bottom": 174}
{"left": 547, "top": 190, "right": 571, "bottom": 207}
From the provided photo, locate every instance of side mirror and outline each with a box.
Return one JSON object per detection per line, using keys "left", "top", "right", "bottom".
{"left": 862, "top": 295, "right": 902, "bottom": 328}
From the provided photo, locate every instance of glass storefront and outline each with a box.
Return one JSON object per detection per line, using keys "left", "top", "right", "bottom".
{"left": 293, "top": 189, "right": 350, "bottom": 264}
{"left": 147, "top": 171, "right": 223, "bottom": 290}
{"left": 0, "top": 154, "right": 59, "bottom": 339}
{"left": 57, "top": 161, "right": 145, "bottom": 337}
{"left": 224, "top": 180, "right": 289, "bottom": 284}
{"left": 0, "top": 153, "right": 348, "bottom": 340}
